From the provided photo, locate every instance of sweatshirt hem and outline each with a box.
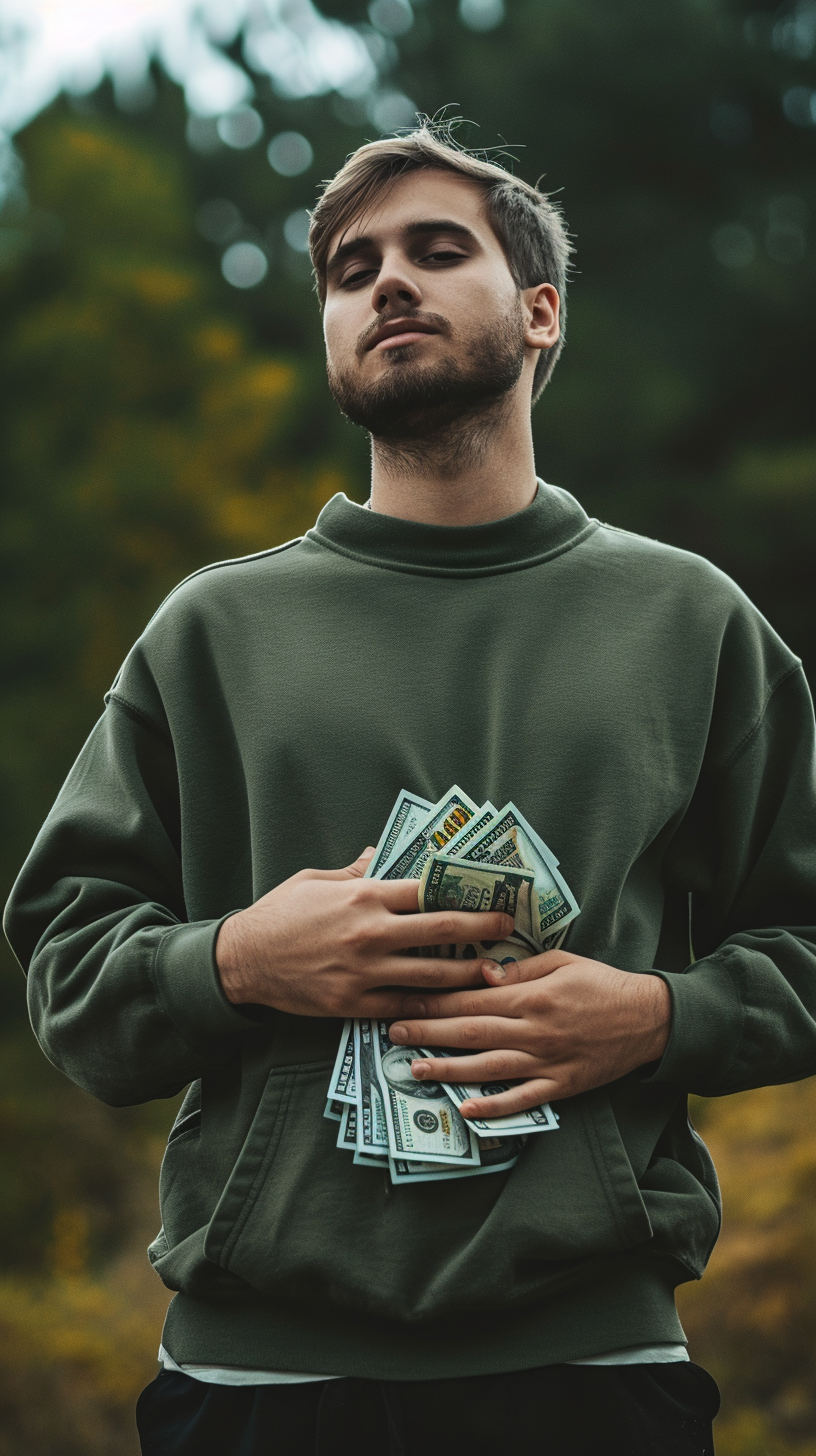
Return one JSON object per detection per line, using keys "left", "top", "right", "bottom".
{"left": 160, "top": 1256, "right": 686, "bottom": 1381}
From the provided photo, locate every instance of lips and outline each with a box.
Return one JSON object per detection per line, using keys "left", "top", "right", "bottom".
{"left": 367, "top": 318, "right": 439, "bottom": 351}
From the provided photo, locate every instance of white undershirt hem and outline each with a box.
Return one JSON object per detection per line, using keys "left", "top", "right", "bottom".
{"left": 158, "top": 1342, "right": 689, "bottom": 1386}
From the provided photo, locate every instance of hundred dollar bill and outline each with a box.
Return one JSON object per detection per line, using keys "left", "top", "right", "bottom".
{"left": 442, "top": 801, "right": 498, "bottom": 859}
{"left": 443, "top": 1078, "right": 560, "bottom": 1138}
{"left": 461, "top": 801, "right": 562, "bottom": 870}
{"left": 419, "top": 853, "right": 536, "bottom": 924}
{"left": 337, "top": 1100, "right": 387, "bottom": 1163}
{"left": 388, "top": 1135, "right": 524, "bottom": 1183}
{"left": 327, "top": 1019, "right": 356, "bottom": 1104}
{"left": 458, "top": 804, "right": 579, "bottom": 944}
{"left": 323, "top": 1098, "right": 343, "bottom": 1122}
{"left": 406, "top": 1047, "right": 560, "bottom": 1139}
{"left": 374, "top": 1021, "right": 480, "bottom": 1166}
{"left": 448, "top": 932, "right": 538, "bottom": 966}
{"left": 378, "top": 786, "right": 481, "bottom": 881}
{"left": 364, "top": 789, "right": 434, "bottom": 880}
{"left": 355, "top": 1019, "right": 389, "bottom": 1157}
{"left": 336, "top": 1100, "right": 357, "bottom": 1151}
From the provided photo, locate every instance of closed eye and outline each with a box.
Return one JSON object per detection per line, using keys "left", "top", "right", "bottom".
{"left": 340, "top": 248, "right": 469, "bottom": 287}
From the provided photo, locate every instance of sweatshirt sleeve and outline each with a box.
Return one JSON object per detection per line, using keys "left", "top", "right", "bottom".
{"left": 3, "top": 696, "right": 255, "bottom": 1106}
{"left": 654, "top": 664, "right": 816, "bottom": 1096}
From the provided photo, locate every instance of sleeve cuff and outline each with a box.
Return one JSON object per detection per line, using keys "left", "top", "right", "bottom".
{"left": 153, "top": 917, "right": 266, "bottom": 1047}
{"left": 646, "top": 959, "right": 744, "bottom": 1093}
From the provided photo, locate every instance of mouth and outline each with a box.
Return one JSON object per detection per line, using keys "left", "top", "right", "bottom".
{"left": 368, "top": 318, "right": 439, "bottom": 352}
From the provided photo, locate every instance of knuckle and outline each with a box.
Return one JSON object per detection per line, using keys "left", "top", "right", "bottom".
{"left": 348, "top": 880, "right": 376, "bottom": 907}
{"left": 338, "top": 925, "right": 371, "bottom": 956}
{"left": 435, "top": 914, "right": 457, "bottom": 940}
{"left": 461, "top": 1020, "right": 481, "bottom": 1046}
{"left": 324, "top": 988, "right": 348, "bottom": 1017}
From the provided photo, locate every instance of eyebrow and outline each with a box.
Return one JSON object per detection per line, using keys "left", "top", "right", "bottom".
{"left": 326, "top": 219, "right": 478, "bottom": 280}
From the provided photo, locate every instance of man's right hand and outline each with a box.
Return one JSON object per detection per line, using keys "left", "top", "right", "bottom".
{"left": 215, "top": 848, "right": 514, "bottom": 1019}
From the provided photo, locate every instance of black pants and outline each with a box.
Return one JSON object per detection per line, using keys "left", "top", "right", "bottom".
{"left": 137, "top": 1362, "right": 720, "bottom": 1456}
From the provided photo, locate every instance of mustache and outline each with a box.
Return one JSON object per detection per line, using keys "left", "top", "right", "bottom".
{"left": 356, "top": 309, "right": 452, "bottom": 360}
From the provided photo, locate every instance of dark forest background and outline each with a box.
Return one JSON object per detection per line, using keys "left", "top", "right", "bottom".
{"left": 1, "top": 0, "right": 815, "bottom": 1450}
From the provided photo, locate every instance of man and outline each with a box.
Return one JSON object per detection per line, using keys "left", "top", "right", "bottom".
{"left": 5, "top": 124, "right": 816, "bottom": 1456}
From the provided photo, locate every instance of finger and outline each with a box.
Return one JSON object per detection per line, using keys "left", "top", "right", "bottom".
{"left": 411, "top": 1049, "right": 542, "bottom": 1085}
{"left": 374, "top": 957, "right": 494, "bottom": 991}
{"left": 310, "top": 848, "right": 377, "bottom": 881}
{"left": 386, "top": 909, "right": 514, "bottom": 948}
{"left": 458, "top": 1078, "right": 559, "bottom": 1120}
{"left": 482, "top": 949, "right": 576, "bottom": 985}
{"left": 398, "top": 985, "right": 520, "bottom": 1019}
{"left": 390, "top": 1014, "right": 522, "bottom": 1051}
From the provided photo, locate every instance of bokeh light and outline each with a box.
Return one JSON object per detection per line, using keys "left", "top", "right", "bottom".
{"left": 221, "top": 240, "right": 268, "bottom": 287}
{"left": 459, "top": 0, "right": 505, "bottom": 32}
{"left": 711, "top": 222, "right": 756, "bottom": 268}
{"left": 267, "top": 130, "right": 313, "bottom": 176}
{"left": 283, "top": 208, "right": 311, "bottom": 253}
{"left": 196, "top": 197, "right": 242, "bottom": 243}
{"left": 217, "top": 105, "right": 264, "bottom": 149}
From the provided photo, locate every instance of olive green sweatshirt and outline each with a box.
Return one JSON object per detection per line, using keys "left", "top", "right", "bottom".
{"left": 5, "top": 483, "right": 816, "bottom": 1378}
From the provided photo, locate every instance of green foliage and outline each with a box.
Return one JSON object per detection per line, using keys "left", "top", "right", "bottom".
{"left": 0, "top": 0, "right": 815, "bottom": 1448}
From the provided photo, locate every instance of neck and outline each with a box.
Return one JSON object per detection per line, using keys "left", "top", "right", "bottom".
{"left": 368, "top": 394, "right": 538, "bottom": 526}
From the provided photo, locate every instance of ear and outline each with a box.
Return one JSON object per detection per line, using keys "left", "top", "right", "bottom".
{"left": 521, "top": 282, "right": 560, "bottom": 353}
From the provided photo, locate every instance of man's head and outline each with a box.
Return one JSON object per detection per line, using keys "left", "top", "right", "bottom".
{"left": 309, "top": 124, "right": 571, "bottom": 448}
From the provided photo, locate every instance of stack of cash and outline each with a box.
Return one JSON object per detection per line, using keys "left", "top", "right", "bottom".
{"left": 324, "top": 787, "right": 580, "bottom": 1184}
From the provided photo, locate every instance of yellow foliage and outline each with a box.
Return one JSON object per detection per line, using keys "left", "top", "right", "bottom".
{"left": 194, "top": 323, "right": 243, "bottom": 362}
{"left": 732, "top": 442, "right": 816, "bottom": 499}
{"left": 680, "top": 1080, "right": 816, "bottom": 1452}
{"left": 129, "top": 266, "right": 197, "bottom": 307}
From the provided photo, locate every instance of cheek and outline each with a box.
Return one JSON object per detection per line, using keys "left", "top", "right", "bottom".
{"left": 323, "top": 302, "right": 361, "bottom": 366}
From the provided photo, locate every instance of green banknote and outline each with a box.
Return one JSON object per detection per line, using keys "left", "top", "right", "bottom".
{"left": 378, "top": 786, "right": 481, "bottom": 881}
{"left": 374, "top": 1021, "right": 480, "bottom": 1166}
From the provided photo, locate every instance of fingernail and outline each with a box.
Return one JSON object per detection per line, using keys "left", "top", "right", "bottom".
{"left": 411, "top": 1060, "right": 428, "bottom": 1078}
{"left": 361, "top": 846, "right": 376, "bottom": 856}
{"left": 390, "top": 1024, "right": 408, "bottom": 1043}
{"left": 484, "top": 960, "right": 506, "bottom": 980}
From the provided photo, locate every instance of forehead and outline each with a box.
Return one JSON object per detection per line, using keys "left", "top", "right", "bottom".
{"left": 327, "top": 169, "right": 497, "bottom": 259}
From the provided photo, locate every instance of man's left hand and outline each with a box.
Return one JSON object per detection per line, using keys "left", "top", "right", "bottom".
{"left": 388, "top": 951, "right": 672, "bottom": 1120}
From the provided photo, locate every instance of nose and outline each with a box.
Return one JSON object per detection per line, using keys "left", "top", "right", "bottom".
{"left": 370, "top": 251, "right": 422, "bottom": 315}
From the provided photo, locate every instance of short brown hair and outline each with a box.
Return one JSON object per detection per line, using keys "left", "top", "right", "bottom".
{"left": 309, "top": 120, "right": 573, "bottom": 402}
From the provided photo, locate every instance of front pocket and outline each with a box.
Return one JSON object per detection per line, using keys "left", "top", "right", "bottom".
{"left": 202, "top": 1062, "right": 653, "bottom": 1323}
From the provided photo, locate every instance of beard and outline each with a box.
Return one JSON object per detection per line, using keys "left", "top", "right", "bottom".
{"left": 326, "top": 296, "right": 527, "bottom": 475}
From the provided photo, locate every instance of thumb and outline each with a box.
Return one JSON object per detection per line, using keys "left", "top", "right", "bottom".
{"left": 481, "top": 948, "right": 575, "bottom": 986}
{"left": 306, "top": 848, "right": 376, "bottom": 882}
{"left": 341, "top": 847, "right": 377, "bottom": 879}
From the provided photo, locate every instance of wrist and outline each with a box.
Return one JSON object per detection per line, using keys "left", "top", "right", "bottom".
{"left": 638, "top": 974, "right": 672, "bottom": 1062}
{"left": 216, "top": 912, "right": 255, "bottom": 1005}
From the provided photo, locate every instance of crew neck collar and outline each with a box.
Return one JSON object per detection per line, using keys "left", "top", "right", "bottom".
{"left": 306, "top": 481, "right": 597, "bottom": 579}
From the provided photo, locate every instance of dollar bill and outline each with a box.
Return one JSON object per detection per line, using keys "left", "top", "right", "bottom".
{"left": 327, "top": 1019, "right": 356, "bottom": 1104}
{"left": 388, "top": 1132, "right": 527, "bottom": 1183}
{"left": 443, "top": 1077, "right": 560, "bottom": 1137}
{"left": 405, "top": 1046, "right": 559, "bottom": 1139}
{"left": 355, "top": 1019, "right": 389, "bottom": 1157}
{"left": 419, "top": 853, "right": 536, "bottom": 923}
{"left": 323, "top": 1098, "right": 343, "bottom": 1122}
{"left": 461, "top": 801, "right": 562, "bottom": 870}
{"left": 374, "top": 1021, "right": 480, "bottom": 1166}
{"left": 457, "top": 803, "right": 579, "bottom": 944}
{"left": 364, "top": 790, "right": 434, "bottom": 879}
{"left": 447, "top": 932, "right": 538, "bottom": 966}
{"left": 378, "top": 786, "right": 481, "bottom": 881}
{"left": 336, "top": 1100, "right": 357, "bottom": 1151}
{"left": 442, "top": 801, "right": 498, "bottom": 859}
